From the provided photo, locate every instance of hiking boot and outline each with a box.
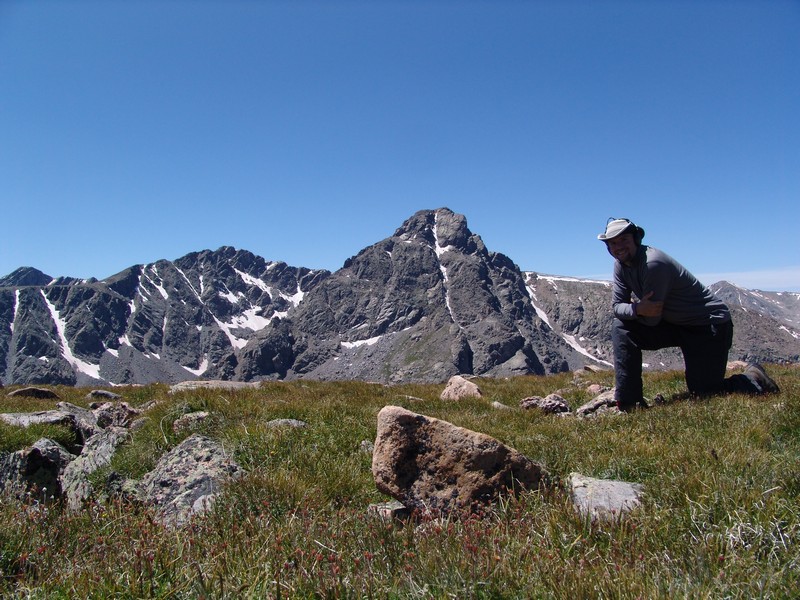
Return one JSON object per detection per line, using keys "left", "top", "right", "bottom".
{"left": 743, "top": 363, "right": 780, "bottom": 394}
{"left": 617, "top": 398, "right": 650, "bottom": 412}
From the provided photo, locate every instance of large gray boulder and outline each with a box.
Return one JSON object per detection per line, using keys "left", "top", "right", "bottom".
{"left": 138, "top": 434, "right": 244, "bottom": 528}
{"left": 1, "top": 402, "right": 141, "bottom": 505}
{"left": 0, "top": 438, "right": 75, "bottom": 499}
{"left": 372, "top": 405, "right": 547, "bottom": 514}
{"left": 62, "top": 426, "right": 130, "bottom": 510}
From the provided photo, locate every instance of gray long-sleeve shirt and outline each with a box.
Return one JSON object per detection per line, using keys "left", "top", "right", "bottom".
{"left": 612, "top": 245, "right": 731, "bottom": 327}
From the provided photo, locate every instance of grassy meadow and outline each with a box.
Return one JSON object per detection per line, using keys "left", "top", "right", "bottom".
{"left": 1, "top": 365, "right": 799, "bottom": 598}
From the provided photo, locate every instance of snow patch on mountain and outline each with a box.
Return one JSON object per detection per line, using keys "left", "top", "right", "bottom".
{"left": 536, "top": 275, "right": 612, "bottom": 290}
{"left": 235, "top": 268, "right": 270, "bottom": 293}
{"left": 176, "top": 267, "right": 202, "bottom": 300}
{"left": 525, "top": 283, "right": 553, "bottom": 329}
{"left": 780, "top": 325, "right": 799, "bottom": 340}
{"left": 341, "top": 335, "right": 382, "bottom": 349}
{"left": 40, "top": 290, "right": 101, "bottom": 379}
{"left": 11, "top": 289, "right": 19, "bottom": 333}
{"left": 562, "top": 333, "right": 612, "bottom": 366}
{"left": 144, "top": 266, "right": 169, "bottom": 300}
{"left": 282, "top": 285, "right": 305, "bottom": 306}
{"left": 433, "top": 212, "right": 459, "bottom": 327}
{"left": 183, "top": 356, "right": 209, "bottom": 376}
{"left": 228, "top": 306, "right": 273, "bottom": 332}
{"left": 525, "top": 277, "right": 610, "bottom": 366}
{"left": 212, "top": 315, "right": 246, "bottom": 349}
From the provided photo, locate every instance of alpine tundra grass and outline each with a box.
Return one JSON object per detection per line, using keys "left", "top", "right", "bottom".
{"left": 1, "top": 366, "right": 798, "bottom": 598}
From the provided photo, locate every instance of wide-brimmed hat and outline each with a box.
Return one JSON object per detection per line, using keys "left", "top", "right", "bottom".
{"left": 597, "top": 218, "right": 645, "bottom": 242}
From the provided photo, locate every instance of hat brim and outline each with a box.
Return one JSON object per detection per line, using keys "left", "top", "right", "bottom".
{"left": 597, "top": 226, "right": 644, "bottom": 242}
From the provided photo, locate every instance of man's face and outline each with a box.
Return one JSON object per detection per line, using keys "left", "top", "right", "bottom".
{"left": 605, "top": 233, "right": 637, "bottom": 266}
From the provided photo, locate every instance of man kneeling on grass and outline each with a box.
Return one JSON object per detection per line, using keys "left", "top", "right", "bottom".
{"left": 598, "top": 217, "right": 780, "bottom": 412}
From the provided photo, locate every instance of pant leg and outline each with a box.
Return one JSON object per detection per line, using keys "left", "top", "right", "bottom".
{"left": 679, "top": 320, "right": 733, "bottom": 396}
{"left": 612, "top": 318, "right": 682, "bottom": 407}
{"left": 612, "top": 319, "right": 643, "bottom": 406}
{"left": 719, "top": 319, "right": 761, "bottom": 394}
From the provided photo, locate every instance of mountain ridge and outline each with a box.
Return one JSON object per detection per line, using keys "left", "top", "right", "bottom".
{"left": 1, "top": 208, "right": 798, "bottom": 386}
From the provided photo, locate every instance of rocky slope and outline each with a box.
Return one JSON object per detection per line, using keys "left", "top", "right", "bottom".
{"left": 1, "top": 208, "right": 798, "bottom": 386}
{"left": 0, "top": 249, "right": 327, "bottom": 386}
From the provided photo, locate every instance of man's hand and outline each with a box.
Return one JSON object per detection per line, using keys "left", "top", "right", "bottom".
{"left": 635, "top": 291, "right": 663, "bottom": 317}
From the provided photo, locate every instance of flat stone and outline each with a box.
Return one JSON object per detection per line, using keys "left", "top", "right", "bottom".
{"left": 6, "top": 387, "right": 60, "bottom": 400}
{"left": 367, "top": 500, "right": 411, "bottom": 522}
{"left": 265, "top": 418, "right": 307, "bottom": 429}
{"left": 575, "top": 390, "right": 620, "bottom": 418}
{"left": 86, "top": 390, "right": 123, "bottom": 401}
{"left": 568, "top": 472, "right": 643, "bottom": 521}
{"left": 168, "top": 380, "right": 261, "bottom": 393}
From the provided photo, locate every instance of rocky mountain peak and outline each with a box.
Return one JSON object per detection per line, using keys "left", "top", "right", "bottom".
{"left": 392, "top": 207, "right": 485, "bottom": 256}
{"left": 281, "top": 207, "right": 584, "bottom": 383}
{"left": 0, "top": 267, "right": 53, "bottom": 287}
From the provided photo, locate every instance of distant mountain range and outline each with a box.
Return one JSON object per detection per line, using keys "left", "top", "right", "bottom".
{"left": 1, "top": 208, "right": 798, "bottom": 386}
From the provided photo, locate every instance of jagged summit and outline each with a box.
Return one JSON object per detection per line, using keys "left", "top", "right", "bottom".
{"left": 0, "top": 266, "right": 53, "bottom": 287}
{"left": 281, "top": 207, "right": 581, "bottom": 383}
{"left": 389, "top": 207, "right": 484, "bottom": 254}
{"left": 1, "top": 209, "right": 798, "bottom": 386}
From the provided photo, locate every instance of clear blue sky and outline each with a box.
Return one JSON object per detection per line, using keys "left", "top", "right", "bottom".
{"left": 2, "top": 1, "right": 798, "bottom": 291}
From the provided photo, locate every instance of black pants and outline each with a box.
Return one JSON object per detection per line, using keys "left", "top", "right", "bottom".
{"left": 612, "top": 318, "right": 757, "bottom": 407}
